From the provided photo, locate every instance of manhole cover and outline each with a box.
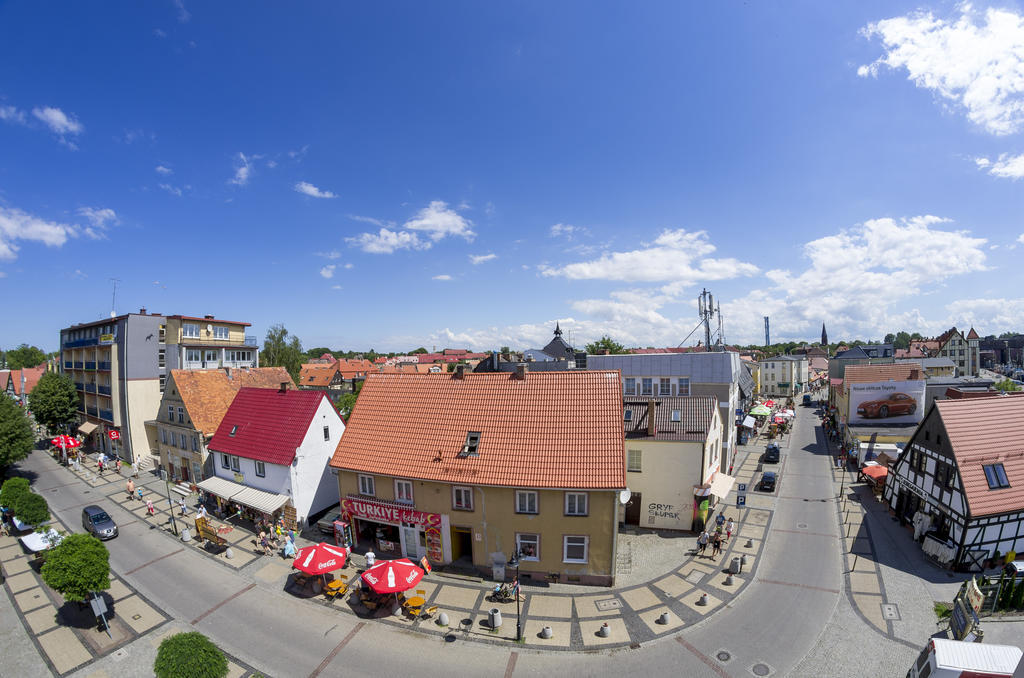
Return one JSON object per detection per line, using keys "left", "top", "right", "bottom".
{"left": 751, "top": 663, "right": 773, "bottom": 676}
{"left": 595, "top": 598, "right": 622, "bottom": 611}
{"left": 716, "top": 650, "right": 732, "bottom": 662}
{"left": 881, "top": 603, "right": 900, "bottom": 620}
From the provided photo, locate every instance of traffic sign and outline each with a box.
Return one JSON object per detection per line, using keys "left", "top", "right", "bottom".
{"left": 736, "top": 495, "right": 746, "bottom": 507}
{"left": 738, "top": 483, "right": 747, "bottom": 492}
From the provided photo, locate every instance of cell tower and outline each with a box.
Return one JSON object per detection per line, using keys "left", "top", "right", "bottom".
{"left": 681, "top": 289, "right": 725, "bottom": 351}
{"left": 764, "top": 316, "right": 770, "bottom": 347}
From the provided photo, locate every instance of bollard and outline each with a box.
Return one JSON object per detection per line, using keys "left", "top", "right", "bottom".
{"left": 224, "top": 547, "right": 234, "bottom": 560}
{"left": 180, "top": 527, "right": 192, "bottom": 543}
{"left": 437, "top": 612, "right": 450, "bottom": 627}
{"left": 597, "top": 622, "right": 610, "bottom": 637}
{"left": 657, "top": 612, "right": 672, "bottom": 625}
{"left": 740, "top": 554, "right": 748, "bottom": 573}
{"left": 696, "top": 592, "right": 708, "bottom": 606}
{"left": 724, "top": 574, "right": 734, "bottom": 586}
{"left": 729, "top": 557, "right": 741, "bottom": 574}
{"left": 745, "top": 538, "right": 753, "bottom": 548}
{"left": 541, "top": 625, "right": 553, "bottom": 639}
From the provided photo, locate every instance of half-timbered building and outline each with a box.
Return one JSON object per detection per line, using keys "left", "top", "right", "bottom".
{"left": 883, "top": 395, "right": 1024, "bottom": 571}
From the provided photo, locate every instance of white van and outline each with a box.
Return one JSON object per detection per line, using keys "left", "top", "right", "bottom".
{"left": 907, "top": 639, "right": 1022, "bottom": 678}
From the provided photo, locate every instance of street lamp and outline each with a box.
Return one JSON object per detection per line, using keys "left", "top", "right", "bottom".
{"left": 506, "top": 549, "right": 522, "bottom": 642}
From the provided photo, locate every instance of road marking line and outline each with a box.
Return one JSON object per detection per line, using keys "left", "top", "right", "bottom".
{"left": 190, "top": 583, "right": 255, "bottom": 625}
{"left": 758, "top": 578, "right": 840, "bottom": 594}
{"left": 124, "top": 547, "right": 184, "bottom": 575}
{"left": 675, "top": 637, "right": 730, "bottom": 677}
{"left": 308, "top": 622, "right": 365, "bottom": 678}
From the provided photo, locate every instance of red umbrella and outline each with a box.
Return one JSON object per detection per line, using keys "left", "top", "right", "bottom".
{"left": 764, "top": 400, "right": 776, "bottom": 408}
{"left": 360, "top": 558, "right": 423, "bottom": 594}
{"left": 51, "top": 435, "right": 81, "bottom": 448}
{"left": 293, "top": 542, "right": 348, "bottom": 575}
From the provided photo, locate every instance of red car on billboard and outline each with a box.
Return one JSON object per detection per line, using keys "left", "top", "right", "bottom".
{"left": 856, "top": 392, "right": 917, "bottom": 419}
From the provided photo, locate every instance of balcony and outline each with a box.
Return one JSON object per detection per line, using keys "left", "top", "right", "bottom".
{"left": 63, "top": 337, "right": 98, "bottom": 349}
{"left": 245, "top": 335, "right": 258, "bottom": 346}
{"left": 74, "top": 382, "right": 85, "bottom": 391}
{"left": 73, "top": 361, "right": 84, "bottom": 369}
{"left": 99, "top": 409, "right": 113, "bottom": 422}
{"left": 97, "top": 361, "right": 111, "bottom": 371}
{"left": 98, "top": 385, "right": 112, "bottom": 396}
{"left": 85, "top": 361, "right": 96, "bottom": 370}
{"left": 87, "top": 406, "right": 98, "bottom": 417}
{"left": 63, "top": 361, "right": 72, "bottom": 369}
{"left": 84, "top": 384, "right": 97, "bottom": 394}
{"left": 223, "top": 360, "right": 257, "bottom": 368}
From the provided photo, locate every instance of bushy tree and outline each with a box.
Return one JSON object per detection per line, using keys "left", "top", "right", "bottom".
{"left": 262, "top": 324, "right": 304, "bottom": 383}
{"left": 1011, "top": 577, "right": 1024, "bottom": 610}
{"left": 0, "top": 396, "right": 35, "bottom": 470}
{"left": 154, "top": 632, "right": 228, "bottom": 678}
{"left": 40, "top": 533, "right": 110, "bottom": 602}
{"left": 0, "top": 477, "right": 30, "bottom": 508}
{"left": 585, "top": 336, "right": 626, "bottom": 354}
{"left": 29, "top": 372, "right": 79, "bottom": 435}
{"left": 5, "top": 344, "right": 47, "bottom": 369}
{"left": 13, "top": 491, "right": 50, "bottom": 526}
{"left": 995, "top": 379, "right": 1022, "bottom": 392}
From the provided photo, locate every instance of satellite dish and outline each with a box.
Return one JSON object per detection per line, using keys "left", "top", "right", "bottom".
{"left": 207, "top": 324, "right": 213, "bottom": 333}
{"left": 618, "top": 489, "right": 632, "bottom": 505}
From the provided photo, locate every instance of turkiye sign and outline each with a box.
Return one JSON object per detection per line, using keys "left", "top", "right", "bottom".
{"left": 342, "top": 497, "right": 441, "bottom": 528}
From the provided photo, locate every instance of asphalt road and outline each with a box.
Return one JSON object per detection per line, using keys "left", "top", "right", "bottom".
{"left": 13, "top": 399, "right": 850, "bottom": 677}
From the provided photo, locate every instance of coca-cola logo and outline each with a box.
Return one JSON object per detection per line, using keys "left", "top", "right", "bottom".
{"left": 318, "top": 559, "right": 336, "bottom": 570}
{"left": 364, "top": 573, "right": 378, "bottom": 584}
{"left": 405, "top": 570, "right": 419, "bottom": 583}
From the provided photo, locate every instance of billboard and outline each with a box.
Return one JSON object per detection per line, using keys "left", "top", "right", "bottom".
{"left": 849, "top": 379, "right": 925, "bottom": 425}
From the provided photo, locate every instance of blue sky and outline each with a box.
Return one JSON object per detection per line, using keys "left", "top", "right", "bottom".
{"left": 2, "top": 1, "right": 1024, "bottom": 353}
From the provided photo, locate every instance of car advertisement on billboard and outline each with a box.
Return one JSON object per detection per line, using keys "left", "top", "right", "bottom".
{"left": 849, "top": 380, "right": 925, "bottom": 425}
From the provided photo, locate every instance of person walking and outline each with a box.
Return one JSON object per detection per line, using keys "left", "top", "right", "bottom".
{"left": 697, "top": 530, "right": 709, "bottom": 556}
{"left": 137, "top": 487, "right": 144, "bottom": 502}
{"left": 126, "top": 478, "right": 135, "bottom": 501}
{"left": 115, "top": 458, "right": 122, "bottom": 475}
{"left": 196, "top": 504, "right": 208, "bottom": 520}
{"left": 711, "top": 533, "right": 723, "bottom": 560}
{"left": 146, "top": 498, "right": 155, "bottom": 516}
{"left": 97, "top": 457, "right": 104, "bottom": 475}
{"left": 726, "top": 518, "right": 735, "bottom": 540}
{"left": 365, "top": 549, "right": 376, "bottom": 568}
{"left": 178, "top": 497, "right": 189, "bottom": 516}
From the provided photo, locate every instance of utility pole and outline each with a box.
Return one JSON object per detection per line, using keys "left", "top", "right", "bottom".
{"left": 109, "top": 278, "right": 121, "bottom": 318}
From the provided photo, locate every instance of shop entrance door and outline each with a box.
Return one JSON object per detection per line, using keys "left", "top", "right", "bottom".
{"left": 451, "top": 527, "right": 472, "bottom": 562}
{"left": 400, "top": 525, "right": 417, "bottom": 559}
{"left": 624, "top": 492, "right": 642, "bottom": 525}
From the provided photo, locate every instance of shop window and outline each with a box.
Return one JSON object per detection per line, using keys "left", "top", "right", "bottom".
{"left": 358, "top": 474, "right": 375, "bottom": 496}
{"left": 230, "top": 455, "right": 240, "bottom": 472}
{"left": 623, "top": 378, "right": 636, "bottom": 396}
{"left": 515, "top": 490, "right": 538, "bottom": 514}
{"left": 563, "top": 535, "right": 588, "bottom": 563}
{"left": 565, "top": 492, "right": 588, "bottom": 516}
{"left": 516, "top": 533, "right": 539, "bottom": 561}
{"left": 222, "top": 454, "right": 230, "bottom": 469}
{"left": 627, "top": 449, "right": 642, "bottom": 472}
{"left": 255, "top": 461, "right": 265, "bottom": 477}
{"left": 983, "top": 463, "right": 1010, "bottom": 489}
{"left": 453, "top": 486, "right": 473, "bottom": 510}
{"left": 395, "top": 479, "right": 414, "bottom": 504}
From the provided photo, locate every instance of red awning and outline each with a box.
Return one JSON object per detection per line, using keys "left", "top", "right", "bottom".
{"left": 361, "top": 558, "right": 424, "bottom": 594}
{"left": 863, "top": 465, "right": 888, "bottom": 482}
{"left": 292, "top": 542, "right": 347, "bottom": 575}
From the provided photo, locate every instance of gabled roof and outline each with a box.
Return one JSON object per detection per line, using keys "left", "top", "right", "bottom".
{"left": 966, "top": 327, "right": 980, "bottom": 340}
{"left": 624, "top": 396, "right": 719, "bottom": 441}
{"left": 844, "top": 363, "right": 923, "bottom": 385}
{"left": 11, "top": 366, "right": 46, "bottom": 396}
{"left": 935, "top": 397, "right": 1024, "bottom": 517}
{"left": 172, "top": 368, "right": 295, "bottom": 436}
{"left": 936, "top": 326, "right": 964, "bottom": 346}
{"left": 209, "top": 388, "right": 332, "bottom": 465}
{"left": 331, "top": 371, "right": 626, "bottom": 490}
{"left": 300, "top": 363, "right": 339, "bottom": 387}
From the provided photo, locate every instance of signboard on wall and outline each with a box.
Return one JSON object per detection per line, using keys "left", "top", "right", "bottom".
{"left": 99, "top": 333, "right": 115, "bottom": 344}
{"left": 848, "top": 380, "right": 925, "bottom": 425}
{"left": 341, "top": 497, "right": 442, "bottom": 529}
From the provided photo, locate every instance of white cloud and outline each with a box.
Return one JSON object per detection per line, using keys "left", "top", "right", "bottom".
{"left": 0, "top": 105, "right": 26, "bottom": 124}
{"left": 229, "top": 152, "right": 258, "bottom": 186}
{"left": 173, "top": 0, "right": 190, "bottom": 22}
{"left": 542, "top": 228, "right": 759, "bottom": 286}
{"left": 32, "top": 106, "right": 83, "bottom": 135}
{"left": 0, "top": 206, "right": 79, "bottom": 261}
{"left": 288, "top": 145, "right": 309, "bottom": 160}
{"left": 159, "top": 183, "right": 183, "bottom": 197}
{"left": 432, "top": 274, "right": 453, "bottom": 281}
{"left": 344, "top": 263, "right": 353, "bottom": 269}
{"left": 549, "top": 223, "right": 588, "bottom": 239}
{"left": 295, "top": 181, "right": 337, "bottom": 199}
{"left": 859, "top": 6, "right": 1024, "bottom": 135}
{"left": 1018, "top": 234, "right": 1024, "bottom": 244}
{"left": 347, "top": 228, "right": 428, "bottom": 254}
{"left": 266, "top": 159, "right": 277, "bottom": 168}
{"left": 155, "top": 165, "right": 173, "bottom": 175}
{"left": 331, "top": 284, "right": 341, "bottom": 290}
{"left": 944, "top": 297, "right": 1024, "bottom": 334}
{"left": 316, "top": 250, "right": 341, "bottom": 259}
{"left": 76, "top": 207, "right": 118, "bottom": 238}
{"left": 320, "top": 265, "right": 336, "bottom": 279}
{"left": 153, "top": 28, "right": 167, "bottom": 38}
{"left": 403, "top": 200, "right": 474, "bottom": 241}
{"left": 348, "top": 214, "right": 393, "bottom": 228}
{"left": 974, "top": 153, "right": 1024, "bottom": 179}
{"left": 470, "top": 253, "right": 497, "bottom": 265}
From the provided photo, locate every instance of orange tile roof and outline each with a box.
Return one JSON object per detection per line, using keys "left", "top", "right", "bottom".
{"left": 844, "top": 363, "right": 923, "bottom": 385}
{"left": 935, "top": 397, "right": 1024, "bottom": 517}
{"left": 331, "top": 371, "right": 626, "bottom": 490}
{"left": 299, "top": 363, "right": 338, "bottom": 387}
{"left": 11, "top": 366, "right": 46, "bottom": 396}
{"left": 966, "top": 327, "right": 980, "bottom": 340}
{"left": 171, "top": 367, "right": 295, "bottom": 436}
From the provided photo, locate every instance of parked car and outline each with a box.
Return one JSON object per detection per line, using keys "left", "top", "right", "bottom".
{"left": 763, "top": 443, "right": 780, "bottom": 464}
{"left": 316, "top": 511, "right": 345, "bottom": 536}
{"left": 81, "top": 505, "right": 118, "bottom": 540}
{"left": 759, "top": 471, "right": 777, "bottom": 493}
{"left": 856, "top": 392, "right": 917, "bottom": 419}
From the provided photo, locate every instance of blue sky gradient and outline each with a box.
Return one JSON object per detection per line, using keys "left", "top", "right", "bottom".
{"left": 2, "top": 1, "right": 1023, "bottom": 352}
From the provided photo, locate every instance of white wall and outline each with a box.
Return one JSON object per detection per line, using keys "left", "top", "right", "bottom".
{"left": 291, "top": 396, "right": 346, "bottom": 525}
{"left": 214, "top": 453, "right": 292, "bottom": 496}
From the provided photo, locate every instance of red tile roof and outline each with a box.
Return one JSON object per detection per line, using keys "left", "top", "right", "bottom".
{"left": 171, "top": 367, "right": 295, "bottom": 436}
{"left": 13, "top": 366, "right": 46, "bottom": 396}
{"left": 300, "top": 363, "right": 338, "bottom": 387}
{"left": 935, "top": 397, "right": 1024, "bottom": 517}
{"left": 966, "top": 327, "right": 980, "bottom": 340}
{"left": 844, "top": 363, "right": 923, "bottom": 386}
{"left": 209, "top": 388, "right": 331, "bottom": 465}
{"left": 331, "top": 371, "right": 626, "bottom": 490}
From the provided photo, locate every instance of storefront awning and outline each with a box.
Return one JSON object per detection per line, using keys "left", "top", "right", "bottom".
{"left": 709, "top": 473, "right": 736, "bottom": 498}
{"left": 196, "top": 476, "right": 245, "bottom": 501}
{"left": 232, "top": 486, "right": 290, "bottom": 514}
{"left": 863, "top": 465, "right": 888, "bottom": 482}
{"left": 742, "top": 416, "right": 757, "bottom": 429}
{"left": 78, "top": 421, "right": 98, "bottom": 435}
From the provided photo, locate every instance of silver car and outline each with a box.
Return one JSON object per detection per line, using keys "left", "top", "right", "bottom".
{"left": 82, "top": 505, "right": 118, "bottom": 540}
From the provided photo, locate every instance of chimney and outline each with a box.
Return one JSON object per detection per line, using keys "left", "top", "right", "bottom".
{"left": 139, "top": 308, "right": 146, "bottom": 314}
{"left": 454, "top": 364, "right": 466, "bottom": 379}
{"left": 647, "top": 399, "right": 657, "bottom": 436}
{"left": 515, "top": 364, "right": 527, "bottom": 380}
{"left": 279, "top": 382, "right": 289, "bottom": 393}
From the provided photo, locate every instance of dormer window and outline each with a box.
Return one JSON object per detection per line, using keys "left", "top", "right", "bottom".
{"left": 983, "top": 463, "right": 1010, "bottom": 489}
{"left": 461, "top": 431, "right": 481, "bottom": 456}
{"left": 229, "top": 425, "right": 238, "bottom": 437}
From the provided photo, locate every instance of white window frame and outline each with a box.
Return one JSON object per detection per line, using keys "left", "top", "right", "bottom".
{"left": 563, "top": 535, "right": 589, "bottom": 563}
{"left": 515, "top": 490, "right": 538, "bottom": 514}
{"left": 167, "top": 405, "right": 174, "bottom": 421}
{"left": 641, "top": 378, "right": 653, "bottom": 396}
{"left": 230, "top": 455, "right": 240, "bottom": 472}
{"left": 516, "top": 533, "right": 539, "bottom": 561}
{"left": 177, "top": 406, "right": 185, "bottom": 423}
{"left": 323, "top": 425, "right": 330, "bottom": 442}
{"left": 565, "top": 492, "right": 588, "bottom": 516}
{"left": 222, "top": 453, "right": 230, "bottom": 469}
{"left": 186, "top": 348, "right": 201, "bottom": 362}
{"left": 358, "top": 474, "right": 375, "bottom": 496}
{"left": 182, "top": 323, "right": 200, "bottom": 338}
{"left": 659, "top": 378, "right": 671, "bottom": 396}
{"left": 452, "top": 486, "right": 473, "bottom": 510}
{"left": 213, "top": 326, "right": 230, "bottom": 340}
{"left": 395, "top": 479, "right": 414, "bottom": 504}
{"left": 623, "top": 377, "right": 636, "bottom": 396}
{"left": 255, "top": 460, "right": 265, "bottom": 477}
{"left": 179, "top": 433, "right": 187, "bottom": 448}
{"left": 671, "top": 409, "right": 681, "bottom": 422}
{"left": 627, "top": 449, "right": 642, "bottom": 472}
{"left": 677, "top": 377, "right": 690, "bottom": 396}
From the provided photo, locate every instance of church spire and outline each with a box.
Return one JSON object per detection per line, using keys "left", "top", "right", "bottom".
{"left": 554, "top": 321, "right": 562, "bottom": 337}
{"left": 821, "top": 323, "right": 828, "bottom": 348}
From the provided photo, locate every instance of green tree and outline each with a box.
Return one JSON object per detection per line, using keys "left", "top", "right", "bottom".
{"left": 5, "top": 344, "right": 47, "bottom": 369}
{"left": 883, "top": 333, "right": 895, "bottom": 344}
{"left": 333, "top": 382, "right": 363, "bottom": 418}
{"left": 585, "top": 336, "right": 626, "bottom": 354}
{"left": 40, "top": 534, "right": 110, "bottom": 602}
{"left": 994, "top": 379, "right": 1022, "bottom": 392}
{"left": 499, "top": 346, "right": 511, "bottom": 354}
{"left": 409, "top": 347, "right": 428, "bottom": 354}
{"left": 28, "top": 372, "right": 79, "bottom": 436}
{"left": 304, "top": 347, "right": 335, "bottom": 360}
{"left": 12, "top": 491, "right": 50, "bottom": 526}
{"left": 892, "top": 331, "right": 912, "bottom": 350}
{"left": 0, "top": 477, "right": 30, "bottom": 508}
{"left": 261, "top": 324, "right": 304, "bottom": 383}
{"left": 0, "top": 396, "right": 35, "bottom": 470}
{"left": 154, "top": 631, "right": 228, "bottom": 678}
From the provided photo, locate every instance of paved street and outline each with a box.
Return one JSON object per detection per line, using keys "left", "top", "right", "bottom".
{"left": 2, "top": 399, "right": 1020, "bottom": 677}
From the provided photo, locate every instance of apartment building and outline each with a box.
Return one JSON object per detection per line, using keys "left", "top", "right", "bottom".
{"left": 758, "top": 355, "right": 809, "bottom": 398}
{"left": 163, "top": 315, "right": 259, "bottom": 371}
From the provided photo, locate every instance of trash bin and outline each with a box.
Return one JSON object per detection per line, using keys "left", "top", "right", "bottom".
{"left": 729, "top": 557, "right": 741, "bottom": 575}
{"left": 489, "top": 608, "right": 502, "bottom": 629}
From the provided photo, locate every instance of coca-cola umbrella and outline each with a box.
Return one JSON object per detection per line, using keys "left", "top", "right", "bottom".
{"left": 293, "top": 541, "right": 348, "bottom": 590}
{"left": 361, "top": 558, "right": 424, "bottom": 612}
{"left": 51, "top": 435, "right": 81, "bottom": 465}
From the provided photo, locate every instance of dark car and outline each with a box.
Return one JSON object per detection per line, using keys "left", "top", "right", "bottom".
{"left": 763, "top": 443, "right": 780, "bottom": 464}
{"left": 316, "top": 511, "right": 344, "bottom": 536}
{"left": 760, "top": 471, "right": 777, "bottom": 493}
{"left": 82, "top": 505, "right": 118, "bottom": 540}
{"left": 856, "top": 392, "right": 917, "bottom": 419}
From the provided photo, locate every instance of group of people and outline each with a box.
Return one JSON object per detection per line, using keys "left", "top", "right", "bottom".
{"left": 124, "top": 478, "right": 155, "bottom": 515}
{"left": 257, "top": 517, "right": 299, "bottom": 558}
{"left": 696, "top": 514, "right": 736, "bottom": 560}
{"left": 95, "top": 452, "right": 124, "bottom": 476}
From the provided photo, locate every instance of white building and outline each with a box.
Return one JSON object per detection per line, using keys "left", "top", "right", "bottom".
{"left": 758, "top": 355, "right": 808, "bottom": 398}
{"left": 201, "top": 386, "right": 344, "bottom": 527}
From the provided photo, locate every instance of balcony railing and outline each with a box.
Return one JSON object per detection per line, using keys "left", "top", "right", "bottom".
{"left": 73, "top": 361, "right": 84, "bottom": 369}
{"left": 64, "top": 361, "right": 72, "bottom": 369}
{"left": 87, "top": 406, "right": 98, "bottom": 416}
{"left": 223, "top": 360, "right": 258, "bottom": 368}
{"left": 84, "top": 384, "right": 97, "bottom": 393}
{"left": 97, "top": 361, "right": 111, "bottom": 371}
{"left": 99, "top": 409, "right": 113, "bottom": 422}
{"left": 245, "top": 335, "right": 258, "bottom": 346}
{"left": 74, "top": 382, "right": 85, "bottom": 391}
{"left": 63, "top": 337, "right": 98, "bottom": 349}
{"left": 85, "top": 361, "right": 96, "bottom": 370}
{"left": 98, "top": 385, "right": 112, "bottom": 396}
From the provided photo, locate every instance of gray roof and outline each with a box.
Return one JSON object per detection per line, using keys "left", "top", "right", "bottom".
{"left": 738, "top": 365, "right": 755, "bottom": 397}
{"left": 896, "top": 357, "right": 955, "bottom": 369}
{"left": 587, "top": 352, "right": 740, "bottom": 384}
{"left": 624, "top": 396, "right": 719, "bottom": 441}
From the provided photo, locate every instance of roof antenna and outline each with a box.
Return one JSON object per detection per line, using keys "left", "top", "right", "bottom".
{"left": 109, "top": 278, "right": 121, "bottom": 318}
